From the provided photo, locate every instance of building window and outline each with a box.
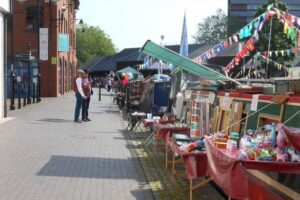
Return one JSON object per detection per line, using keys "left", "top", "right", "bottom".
{"left": 247, "top": 4, "right": 261, "bottom": 11}
{"left": 230, "top": 4, "right": 247, "bottom": 11}
{"left": 25, "top": 6, "right": 44, "bottom": 32}
{"left": 7, "top": 16, "right": 12, "bottom": 32}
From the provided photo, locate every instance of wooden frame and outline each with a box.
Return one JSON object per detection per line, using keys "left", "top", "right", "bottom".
{"left": 217, "top": 108, "right": 231, "bottom": 134}
{"left": 169, "top": 147, "right": 211, "bottom": 200}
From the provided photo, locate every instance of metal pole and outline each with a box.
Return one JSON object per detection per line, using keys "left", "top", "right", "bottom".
{"left": 33, "top": 82, "right": 36, "bottom": 103}
{"left": 17, "top": 83, "right": 21, "bottom": 109}
{"left": 9, "top": 67, "right": 15, "bottom": 110}
{"left": 37, "top": 73, "right": 41, "bottom": 102}
{"left": 23, "top": 83, "right": 26, "bottom": 107}
{"left": 98, "top": 85, "right": 101, "bottom": 101}
{"left": 37, "top": 0, "right": 41, "bottom": 102}
{"left": 10, "top": 0, "right": 15, "bottom": 110}
{"left": 27, "top": 42, "right": 31, "bottom": 104}
{"left": 266, "top": 16, "right": 273, "bottom": 79}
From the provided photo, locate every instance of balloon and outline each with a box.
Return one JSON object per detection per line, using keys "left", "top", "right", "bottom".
{"left": 124, "top": 73, "right": 129, "bottom": 80}
{"left": 129, "top": 73, "right": 134, "bottom": 80}
{"left": 122, "top": 79, "right": 129, "bottom": 85}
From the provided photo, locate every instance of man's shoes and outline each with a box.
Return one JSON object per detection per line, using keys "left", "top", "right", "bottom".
{"left": 86, "top": 118, "right": 91, "bottom": 121}
{"left": 74, "top": 120, "right": 82, "bottom": 123}
{"left": 82, "top": 119, "right": 88, "bottom": 122}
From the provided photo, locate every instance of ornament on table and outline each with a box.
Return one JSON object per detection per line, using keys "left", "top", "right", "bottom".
{"left": 287, "top": 148, "right": 300, "bottom": 162}
{"left": 259, "top": 149, "right": 274, "bottom": 161}
{"left": 238, "top": 150, "right": 248, "bottom": 160}
{"left": 276, "top": 147, "right": 289, "bottom": 162}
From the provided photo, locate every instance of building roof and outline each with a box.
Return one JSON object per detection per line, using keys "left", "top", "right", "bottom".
{"left": 87, "top": 43, "right": 204, "bottom": 73}
{"left": 188, "top": 42, "right": 240, "bottom": 60}
{"left": 80, "top": 56, "right": 104, "bottom": 71}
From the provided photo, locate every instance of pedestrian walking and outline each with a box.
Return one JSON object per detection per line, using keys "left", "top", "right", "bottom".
{"left": 107, "top": 78, "right": 112, "bottom": 92}
{"left": 82, "top": 70, "right": 92, "bottom": 122}
{"left": 73, "top": 69, "right": 87, "bottom": 123}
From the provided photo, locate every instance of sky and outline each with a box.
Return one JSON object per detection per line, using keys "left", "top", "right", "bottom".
{"left": 77, "top": 0, "right": 227, "bottom": 51}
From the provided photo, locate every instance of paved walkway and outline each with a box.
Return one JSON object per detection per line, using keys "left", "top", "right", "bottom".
{"left": 0, "top": 89, "right": 153, "bottom": 200}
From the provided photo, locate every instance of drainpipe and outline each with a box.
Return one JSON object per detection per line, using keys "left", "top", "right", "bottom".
{"left": 3, "top": 13, "right": 9, "bottom": 117}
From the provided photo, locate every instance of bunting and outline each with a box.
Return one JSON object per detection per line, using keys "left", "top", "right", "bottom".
{"left": 233, "top": 49, "right": 293, "bottom": 79}
{"left": 192, "top": 9, "right": 270, "bottom": 64}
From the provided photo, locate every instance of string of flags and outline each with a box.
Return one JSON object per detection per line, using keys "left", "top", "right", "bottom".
{"left": 258, "top": 47, "right": 300, "bottom": 57}
{"left": 193, "top": 9, "right": 270, "bottom": 64}
{"left": 233, "top": 52, "right": 290, "bottom": 79}
{"left": 225, "top": 7, "right": 300, "bottom": 73}
{"left": 138, "top": 54, "right": 174, "bottom": 71}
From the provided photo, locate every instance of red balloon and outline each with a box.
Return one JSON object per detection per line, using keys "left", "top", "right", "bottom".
{"left": 122, "top": 79, "right": 129, "bottom": 85}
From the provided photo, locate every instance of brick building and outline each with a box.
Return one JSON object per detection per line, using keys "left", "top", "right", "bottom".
{"left": 7, "top": 0, "right": 80, "bottom": 97}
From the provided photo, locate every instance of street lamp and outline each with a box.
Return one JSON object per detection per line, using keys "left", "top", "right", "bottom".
{"left": 9, "top": 0, "right": 15, "bottom": 110}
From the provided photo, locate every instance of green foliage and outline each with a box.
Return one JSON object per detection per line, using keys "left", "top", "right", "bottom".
{"left": 193, "top": 9, "right": 228, "bottom": 44}
{"left": 254, "top": 0, "right": 295, "bottom": 63}
{"left": 76, "top": 25, "right": 116, "bottom": 66}
{"left": 254, "top": 0, "right": 296, "bottom": 77}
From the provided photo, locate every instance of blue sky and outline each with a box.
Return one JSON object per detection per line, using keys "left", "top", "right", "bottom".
{"left": 77, "top": 0, "right": 227, "bottom": 51}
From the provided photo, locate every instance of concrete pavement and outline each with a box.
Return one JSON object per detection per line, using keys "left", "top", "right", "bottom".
{"left": 0, "top": 89, "right": 153, "bottom": 200}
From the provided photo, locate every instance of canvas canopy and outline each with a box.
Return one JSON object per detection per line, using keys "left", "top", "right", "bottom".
{"left": 116, "top": 66, "right": 141, "bottom": 75}
{"left": 140, "top": 40, "right": 240, "bottom": 84}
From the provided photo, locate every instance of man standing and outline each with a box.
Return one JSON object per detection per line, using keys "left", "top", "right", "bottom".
{"left": 82, "top": 70, "right": 92, "bottom": 122}
{"left": 74, "top": 69, "right": 87, "bottom": 123}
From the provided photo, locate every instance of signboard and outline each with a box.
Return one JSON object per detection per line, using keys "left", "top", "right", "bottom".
{"left": 39, "top": 28, "right": 48, "bottom": 60}
{"left": 51, "top": 57, "right": 57, "bottom": 64}
{"left": 0, "top": 0, "right": 11, "bottom": 14}
{"left": 58, "top": 34, "right": 69, "bottom": 52}
{"left": 251, "top": 94, "right": 260, "bottom": 111}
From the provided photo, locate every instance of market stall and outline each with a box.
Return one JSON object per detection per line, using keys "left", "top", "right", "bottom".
{"left": 168, "top": 135, "right": 209, "bottom": 200}
{"left": 137, "top": 6, "right": 300, "bottom": 197}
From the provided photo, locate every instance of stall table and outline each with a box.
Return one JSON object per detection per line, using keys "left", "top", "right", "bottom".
{"left": 247, "top": 169, "right": 300, "bottom": 200}
{"left": 141, "top": 118, "right": 175, "bottom": 131}
{"left": 168, "top": 138, "right": 210, "bottom": 200}
{"left": 144, "top": 121, "right": 188, "bottom": 146}
{"left": 205, "top": 138, "right": 300, "bottom": 199}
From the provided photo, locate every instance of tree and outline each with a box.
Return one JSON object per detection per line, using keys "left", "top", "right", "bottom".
{"left": 76, "top": 25, "right": 116, "bottom": 66}
{"left": 254, "top": 0, "right": 296, "bottom": 77}
{"left": 193, "top": 9, "right": 228, "bottom": 44}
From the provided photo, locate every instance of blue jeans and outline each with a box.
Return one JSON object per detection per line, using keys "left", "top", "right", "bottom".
{"left": 74, "top": 92, "right": 82, "bottom": 121}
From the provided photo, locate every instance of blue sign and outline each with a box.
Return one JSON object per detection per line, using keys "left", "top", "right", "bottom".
{"left": 58, "top": 34, "right": 69, "bottom": 52}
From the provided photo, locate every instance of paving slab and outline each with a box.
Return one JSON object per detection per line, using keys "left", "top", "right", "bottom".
{"left": 0, "top": 89, "right": 153, "bottom": 200}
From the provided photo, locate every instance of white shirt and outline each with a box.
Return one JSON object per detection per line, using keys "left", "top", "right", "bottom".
{"left": 76, "top": 77, "right": 86, "bottom": 98}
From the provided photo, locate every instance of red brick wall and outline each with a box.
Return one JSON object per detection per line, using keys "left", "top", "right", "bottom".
{"left": 7, "top": 0, "right": 78, "bottom": 97}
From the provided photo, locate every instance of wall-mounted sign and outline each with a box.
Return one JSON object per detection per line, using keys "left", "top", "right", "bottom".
{"left": 39, "top": 28, "right": 48, "bottom": 60}
{"left": 58, "top": 34, "right": 69, "bottom": 52}
{"left": 51, "top": 57, "right": 57, "bottom": 65}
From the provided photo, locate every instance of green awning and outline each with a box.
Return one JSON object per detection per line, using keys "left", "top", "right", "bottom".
{"left": 140, "top": 40, "right": 239, "bottom": 83}
{"left": 116, "top": 66, "right": 141, "bottom": 75}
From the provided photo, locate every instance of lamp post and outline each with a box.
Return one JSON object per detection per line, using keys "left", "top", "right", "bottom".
{"left": 26, "top": 41, "right": 31, "bottom": 104}
{"left": 9, "top": 67, "right": 15, "bottom": 110}
{"left": 9, "top": 0, "right": 15, "bottom": 110}
{"left": 37, "top": 0, "right": 41, "bottom": 102}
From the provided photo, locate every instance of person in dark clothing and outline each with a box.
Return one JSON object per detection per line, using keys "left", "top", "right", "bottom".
{"left": 81, "top": 70, "right": 92, "bottom": 122}
{"left": 74, "top": 70, "right": 87, "bottom": 123}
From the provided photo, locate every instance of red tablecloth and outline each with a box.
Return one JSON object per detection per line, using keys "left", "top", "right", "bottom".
{"left": 168, "top": 139, "right": 208, "bottom": 179}
{"left": 241, "top": 160, "right": 300, "bottom": 174}
{"left": 142, "top": 119, "right": 175, "bottom": 128}
{"left": 247, "top": 170, "right": 293, "bottom": 200}
{"left": 205, "top": 138, "right": 300, "bottom": 199}
{"left": 278, "top": 124, "right": 300, "bottom": 151}
{"left": 153, "top": 122, "right": 190, "bottom": 143}
{"left": 205, "top": 138, "right": 248, "bottom": 199}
